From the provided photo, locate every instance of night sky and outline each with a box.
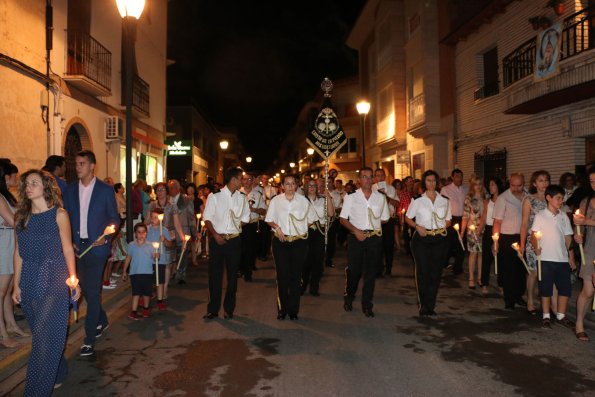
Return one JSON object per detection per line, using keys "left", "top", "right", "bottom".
{"left": 167, "top": 0, "right": 366, "bottom": 172}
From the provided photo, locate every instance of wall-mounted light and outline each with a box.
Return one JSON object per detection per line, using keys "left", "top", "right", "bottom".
{"left": 219, "top": 140, "right": 229, "bottom": 150}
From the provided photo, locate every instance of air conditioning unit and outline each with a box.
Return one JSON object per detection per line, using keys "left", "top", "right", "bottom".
{"left": 105, "top": 116, "right": 123, "bottom": 141}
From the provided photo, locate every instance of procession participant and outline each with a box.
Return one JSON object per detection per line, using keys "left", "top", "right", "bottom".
{"left": 13, "top": 169, "right": 79, "bottom": 394}
{"left": 492, "top": 173, "right": 528, "bottom": 310}
{"left": 520, "top": 170, "right": 550, "bottom": 315}
{"left": 440, "top": 169, "right": 468, "bottom": 275}
{"left": 325, "top": 176, "right": 342, "bottom": 268}
{"left": 202, "top": 167, "right": 249, "bottom": 319}
{"left": 460, "top": 176, "right": 485, "bottom": 289}
{"left": 336, "top": 178, "right": 350, "bottom": 248}
{"left": 340, "top": 167, "right": 389, "bottom": 318}
{"left": 302, "top": 179, "right": 334, "bottom": 296}
{"left": 258, "top": 174, "right": 277, "bottom": 261}
{"left": 42, "top": 155, "right": 67, "bottom": 193}
{"left": 573, "top": 167, "right": 595, "bottom": 341}
{"left": 239, "top": 173, "right": 266, "bottom": 281}
{"left": 168, "top": 179, "right": 195, "bottom": 285}
{"left": 478, "top": 177, "right": 504, "bottom": 295}
{"left": 266, "top": 174, "right": 311, "bottom": 320}
{"left": 372, "top": 168, "right": 399, "bottom": 277}
{"left": 63, "top": 151, "right": 119, "bottom": 356}
{"left": 146, "top": 208, "right": 174, "bottom": 310}
{"left": 405, "top": 170, "right": 452, "bottom": 316}
{"left": 399, "top": 176, "right": 414, "bottom": 255}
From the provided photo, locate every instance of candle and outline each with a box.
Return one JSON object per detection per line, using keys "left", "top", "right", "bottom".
{"left": 68, "top": 275, "right": 79, "bottom": 322}
{"left": 176, "top": 235, "right": 192, "bottom": 271}
{"left": 469, "top": 224, "right": 481, "bottom": 252}
{"left": 453, "top": 224, "right": 465, "bottom": 250}
{"left": 574, "top": 210, "right": 586, "bottom": 266}
{"left": 400, "top": 208, "right": 405, "bottom": 224}
{"left": 152, "top": 242, "right": 160, "bottom": 285}
{"left": 78, "top": 224, "right": 117, "bottom": 259}
{"left": 492, "top": 233, "right": 499, "bottom": 275}
{"left": 512, "top": 243, "right": 531, "bottom": 273}
{"left": 158, "top": 213, "right": 164, "bottom": 237}
{"left": 196, "top": 213, "right": 202, "bottom": 232}
{"left": 535, "top": 231, "right": 542, "bottom": 281}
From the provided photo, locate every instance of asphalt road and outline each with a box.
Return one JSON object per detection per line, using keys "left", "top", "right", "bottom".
{"left": 8, "top": 246, "right": 595, "bottom": 397}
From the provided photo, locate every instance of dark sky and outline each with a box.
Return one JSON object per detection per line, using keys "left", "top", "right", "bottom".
{"left": 167, "top": 0, "right": 366, "bottom": 171}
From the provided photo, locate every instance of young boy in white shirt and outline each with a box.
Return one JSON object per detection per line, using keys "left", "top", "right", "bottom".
{"left": 531, "top": 184, "right": 575, "bottom": 329}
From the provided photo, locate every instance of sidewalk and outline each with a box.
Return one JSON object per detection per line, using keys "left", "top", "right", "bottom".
{"left": 0, "top": 278, "right": 131, "bottom": 395}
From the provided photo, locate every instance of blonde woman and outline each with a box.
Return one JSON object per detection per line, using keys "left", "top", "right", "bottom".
{"left": 13, "top": 169, "right": 79, "bottom": 394}
{"left": 461, "top": 177, "right": 485, "bottom": 289}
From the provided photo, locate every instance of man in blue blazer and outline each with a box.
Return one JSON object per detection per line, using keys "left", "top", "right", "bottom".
{"left": 63, "top": 150, "right": 119, "bottom": 357}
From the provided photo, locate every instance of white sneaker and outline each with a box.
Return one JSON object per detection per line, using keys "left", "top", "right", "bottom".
{"left": 102, "top": 284, "right": 116, "bottom": 290}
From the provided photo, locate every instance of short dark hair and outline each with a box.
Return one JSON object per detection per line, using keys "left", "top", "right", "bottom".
{"left": 374, "top": 168, "right": 385, "bottom": 175}
{"left": 282, "top": 174, "right": 297, "bottom": 184}
{"left": 545, "top": 184, "right": 565, "bottom": 199}
{"left": 421, "top": 170, "right": 440, "bottom": 191}
{"left": 488, "top": 176, "right": 505, "bottom": 195}
{"left": 134, "top": 223, "right": 147, "bottom": 233}
{"left": 44, "top": 155, "right": 65, "bottom": 173}
{"left": 451, "top": 168, "right": 463, "bottom": 177}
{"left": 359, "top": 167, "right": 373, "bottom": 177}
{"left": 114, "top": 183, "right": 123, "bottom": 192}
{"left": 151, "top": 208, "right": 164, "bottom": 216}
{"left": 77, "top": 150, "right": 96, "bottom": 164}
{"left": 224, "top": 167, "right": 243, "bottom": 185}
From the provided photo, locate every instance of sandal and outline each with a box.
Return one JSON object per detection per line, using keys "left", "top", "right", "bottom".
{"left": 7, "top": 327, "right": 29, "bottom": 338}
{"left": 576, "top": 331, "right": 590, "bottom": 342}
{"left": 0, "top": 336, "right": 21, "bottom": 348}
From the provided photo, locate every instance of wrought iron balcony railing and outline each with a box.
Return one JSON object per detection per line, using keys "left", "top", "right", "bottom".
{"left": 474, "top": 81, "right": 499, "bottom": 100}
{"left": 65, "top": 30, "right": 111, "bottom": 95}
{"left": 133, "top": 75, "right": 150, "bottom": 117}
{"left": 503, "top": 38, "right": 536, "bottom": 88}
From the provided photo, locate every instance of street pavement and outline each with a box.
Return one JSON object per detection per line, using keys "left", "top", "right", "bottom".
{"left": 4, "top": 245, "right": 595, "bottom": 397}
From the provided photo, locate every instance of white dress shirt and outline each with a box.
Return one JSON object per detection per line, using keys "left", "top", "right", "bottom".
{"left": 307, "top": 196, "right": 328, "bottom": 226}
{"left": 406, "top": 192, "right": 452, "bottom": 230}
{"left": 241, "top": 187, "right": 267, "bottom": 222}
{"left": 531, "top": 208, "right": 573, "bottom": 262}
{"left": 79, "top": 177, "right": 97, "bottom": 239}
{"left": 203, "top": 186, "right": 250, "bottom": 234}
{"left": 372, "top": 182, "right": 398, "bottom": 216}
{"left": 340, "top": 189, "right": 389, "bottom": 231}
{"left": 493, "top": 189, "right": 526, "bottom": 234}
{"left": 329, "top": 190, "right": 342, "bottom": 210}
{"left": 265, "top": 193, "right": 311, "bottom": 236}
{"left": 440, "top": 183, "right": 468, "bottom": 217}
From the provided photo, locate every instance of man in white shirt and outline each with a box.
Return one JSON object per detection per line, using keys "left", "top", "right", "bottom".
{"left": 239, "top": 173, "right": 267, "bottom": 281}
{"left": 202, "top": 167, "right": 250, "bottom": 319}
{"left": 440, "top": 169, "right": 468, "bottom": 275}
{"left": 372, "top": 168, "right": 399, "bottom": 277}
{"left": 258, "top": 174, "right": 277, "bottom": 261}
{"left": 340, "top": 167, "right": 390, "bottom": 318}
{"left": 492, "top": 173, "right": 527, "bottom": 310}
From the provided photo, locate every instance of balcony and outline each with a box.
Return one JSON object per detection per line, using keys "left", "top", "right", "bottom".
{"left": 408, "top": 93, "right": 426, "bottom": 127}
{"left": 503, "top": 7, "right": 595, "bottom": 114}
{"left": 474, "top": 81, "right": 499, "bottom": 101}
{"left": 64, "top": 30, "right": 111, "bottom": 97}
{"left": 132, "top": 75, "right": 150, "bottom": 118}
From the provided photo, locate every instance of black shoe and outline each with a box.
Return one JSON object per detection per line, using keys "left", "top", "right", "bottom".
{"left": 326, "top": 263, "right": 334, "bottom": 268}
{"left": 277, "top": 312, "right": 286, "bottom": 320}
{"left": 244, "top": 275, "right": 253, "bottom": 282}
{"left": 542, "top": 318, "right": 551, "bottom": 329}
{"left": 452, "top": 270, "right": 463, "bottom": 276}
{"left": 224, "top": 312, "right": 233, "bottom": 319}
{"left": 80, "top": 344, "right": 95, "bottom": 356}
{"left": 384, "top": 271, "right": 392, "bottom": 277}
{"left": 203, "top": 312, "right": 218, "bottom": 320}
{"left": 526, "top": 309, "right": 538, "bottom": 316}
{"left": 376, "top": 273, "right": 384, "bottom": 279}
{"left": 177, "top": 280, "right": 186, "bottom": 285}
{"left": 289, "top": 314, "right": 298, "bottom": 320}
{"left": 428, "top": 310, "right": 437, "bottom": 316}
{"left": 557, "top": 316, "right": 575, "bottom": 329}
{"left": 310, "top": 291, "right": 320, "bottom": 296}
{"left": 505, "top": 304, "right": 515, "bottom": 310}
{"left": 363, "top": 308, "right": 375, "bottom": 318}
{"left": 419, "top": 307, "right": 430, "bottom": 316}
{"left": 95, "top": 323, "right": 110, "bottom": 338}
{"left": 343, "top": 301, "right": 353, "bottom": 312}
{"left": 515, "top": 298, "right": 527, "bottom": 307}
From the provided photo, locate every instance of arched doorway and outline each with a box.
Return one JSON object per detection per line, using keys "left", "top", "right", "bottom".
{"left": 64, "top": 123, "right": 91, "bottom": 183}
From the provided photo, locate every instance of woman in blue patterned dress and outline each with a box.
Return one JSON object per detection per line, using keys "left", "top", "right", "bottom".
{"left": 12, "top": 170, "right": 79, "bottom": 396}
{"left": 520, "top": 170, "right": 550, "bottom": 315}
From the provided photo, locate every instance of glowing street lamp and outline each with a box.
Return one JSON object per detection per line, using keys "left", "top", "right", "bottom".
{"left": 289, "top": 162, "right": 295, "bottom": 168}
{"left": 246, "top": 156, "right": 252, "bottom": 163}
{"left": 307, "top": 147, "right": 314, "bottom": 155}
{"left": 356, "top": 100, "right": 371, "bottom": 168}
{"left": 117, "top": 0, "right": 145, "bottom": 242}
{"left": 219, "top": 140, "right": 229, "bottom": 150}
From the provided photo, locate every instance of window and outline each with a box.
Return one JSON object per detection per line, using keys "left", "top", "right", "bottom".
{"left": 338, "top": 138, "right": 357, "bottom": 154}
{"left": 474, "top": 47, "right": 499, "bottom": 100}
{"left": 377, "top": 18, "right": 392, "bottom": 71}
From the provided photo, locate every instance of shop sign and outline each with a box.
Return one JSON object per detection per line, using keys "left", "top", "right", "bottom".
{"left": 166, "top": 140, "right": 192, "bottom": 156}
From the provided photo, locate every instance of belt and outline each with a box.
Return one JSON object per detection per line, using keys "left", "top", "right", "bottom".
{"left": 221, "top": 233, "right": 240, "bottom": 240}
{"left": 362, "top": 229, "right": 382, "bottom": 238}
{"left": 249, "top": 219, "right": 259, "bottom": 224}
{"left": 425, "top": 228, "right": 447, "bottom": 236}
{"left": 80, "top": 238, "right": 90, "bottom": 243}
{"left": 278, "top": 233, "right": 308, "bottom": 242}
{"left": 0, "top": 227, "right": 13, "bottom": 230}
{"left": 309, "top": 224, "right": 317, "bottom": 230}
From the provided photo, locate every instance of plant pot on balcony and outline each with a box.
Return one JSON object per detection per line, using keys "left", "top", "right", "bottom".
{"left": 553, "top": 3, "right": 565, "bottom": 15}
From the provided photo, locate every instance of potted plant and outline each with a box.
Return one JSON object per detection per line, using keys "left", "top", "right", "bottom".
{"left": 539, "top": 16, "right": 552, "bottom": 29}
{"left": 547, "top": 0, "right": 565, "bottom": 16}
{"left": 528, "top": 16, "right": 540, "bottom": 30}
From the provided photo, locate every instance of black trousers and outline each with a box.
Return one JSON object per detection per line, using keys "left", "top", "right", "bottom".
{"left": 381, "top": 218, "right": 396, "bottom": 274}
{"left": 302, "top": 229, "right": 324, "bottom": 294}
{"left": 446, "top": 215, "right": 465, "bottom": 273}
{"left": 240, "top": 222, "right": 258, "bottom": 278}
{"left": 337, "top": 222, "right": 349, "bottom": 247}
{"left": 325, "top": 218, "right": 338, "bottom": 266}
{"left": 403, "top": 223, "right": 413, "bottom": 255}
{"left": 345, "top": 234, "right": 382, "bottom": 310}
{"left": 499, "top": 233, "right": 527, "bottom": 306}
{"left": 480, "top": 225, "right": 503, "bottom": 287}
{"left": 410, "top": 231, "right": 451, "bottom": 312}
{"left": 258, "top": 220, "right": 271, "bottom": 259}
{"left": 207, "top": 237, "right": 241, "bottom": 314}
{"left": 272, "top": 238, "right": 308, "bottom": 316}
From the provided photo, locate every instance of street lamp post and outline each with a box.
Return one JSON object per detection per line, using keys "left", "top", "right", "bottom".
{"left": 356, "top": 100, "right": 371, "bottom": 168}
{"left": 307, "top": 147, "right": 314, "bottom": 170}
{"left": 117, "top": 0, "right": 145, "bottom": 242}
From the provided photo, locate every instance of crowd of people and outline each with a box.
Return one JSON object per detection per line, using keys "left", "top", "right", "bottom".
{"left": 1, "top": 151, "right": 594, "bottom": 395}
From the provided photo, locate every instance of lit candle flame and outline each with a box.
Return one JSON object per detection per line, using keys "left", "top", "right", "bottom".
{"left": 196, "top": 213, "right": 202, "bottom": 219}
{"left": 535, "top": 231, "right": 542, "bottom": 240}
{"left": 152, "top": 242, "right": 160, "bottom": 250}
{"left": 201, "top": 221, "right": 205, "bottom": 227}
{"left": 104, "top": 224, "right": 116, "bottom": 235}
{"left": 575, "top": 209, "right": 581, "bottom": 216}
{"left": 401, "top": 209, "right": 405, "bottom": 214}
{"left": 512, "top": 242, "right": 519, "bottom": 250}
{"left": 469, "top": 224, "right": 476, "bottom": 231}
{"left": 70, "top": 275, "right": 76, "bottom": 286}
{"left": 184, "top": 235, "right": 191, "bottom": 242}
{"left": 157, "top": 213, "right": 164, "bottom": 221}
{"left": 492, "top": 233, "right": 499, "bottom": 241}
{"left": 453, "top": 224, "right": 459, "bottom": 231}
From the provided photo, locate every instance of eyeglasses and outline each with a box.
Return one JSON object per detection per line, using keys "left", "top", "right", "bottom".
{"left": 156, "top": 187, "right": 167, "bottom": 192}
{"left": 360, "top": 175, "right": 373, "bottom": 180}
